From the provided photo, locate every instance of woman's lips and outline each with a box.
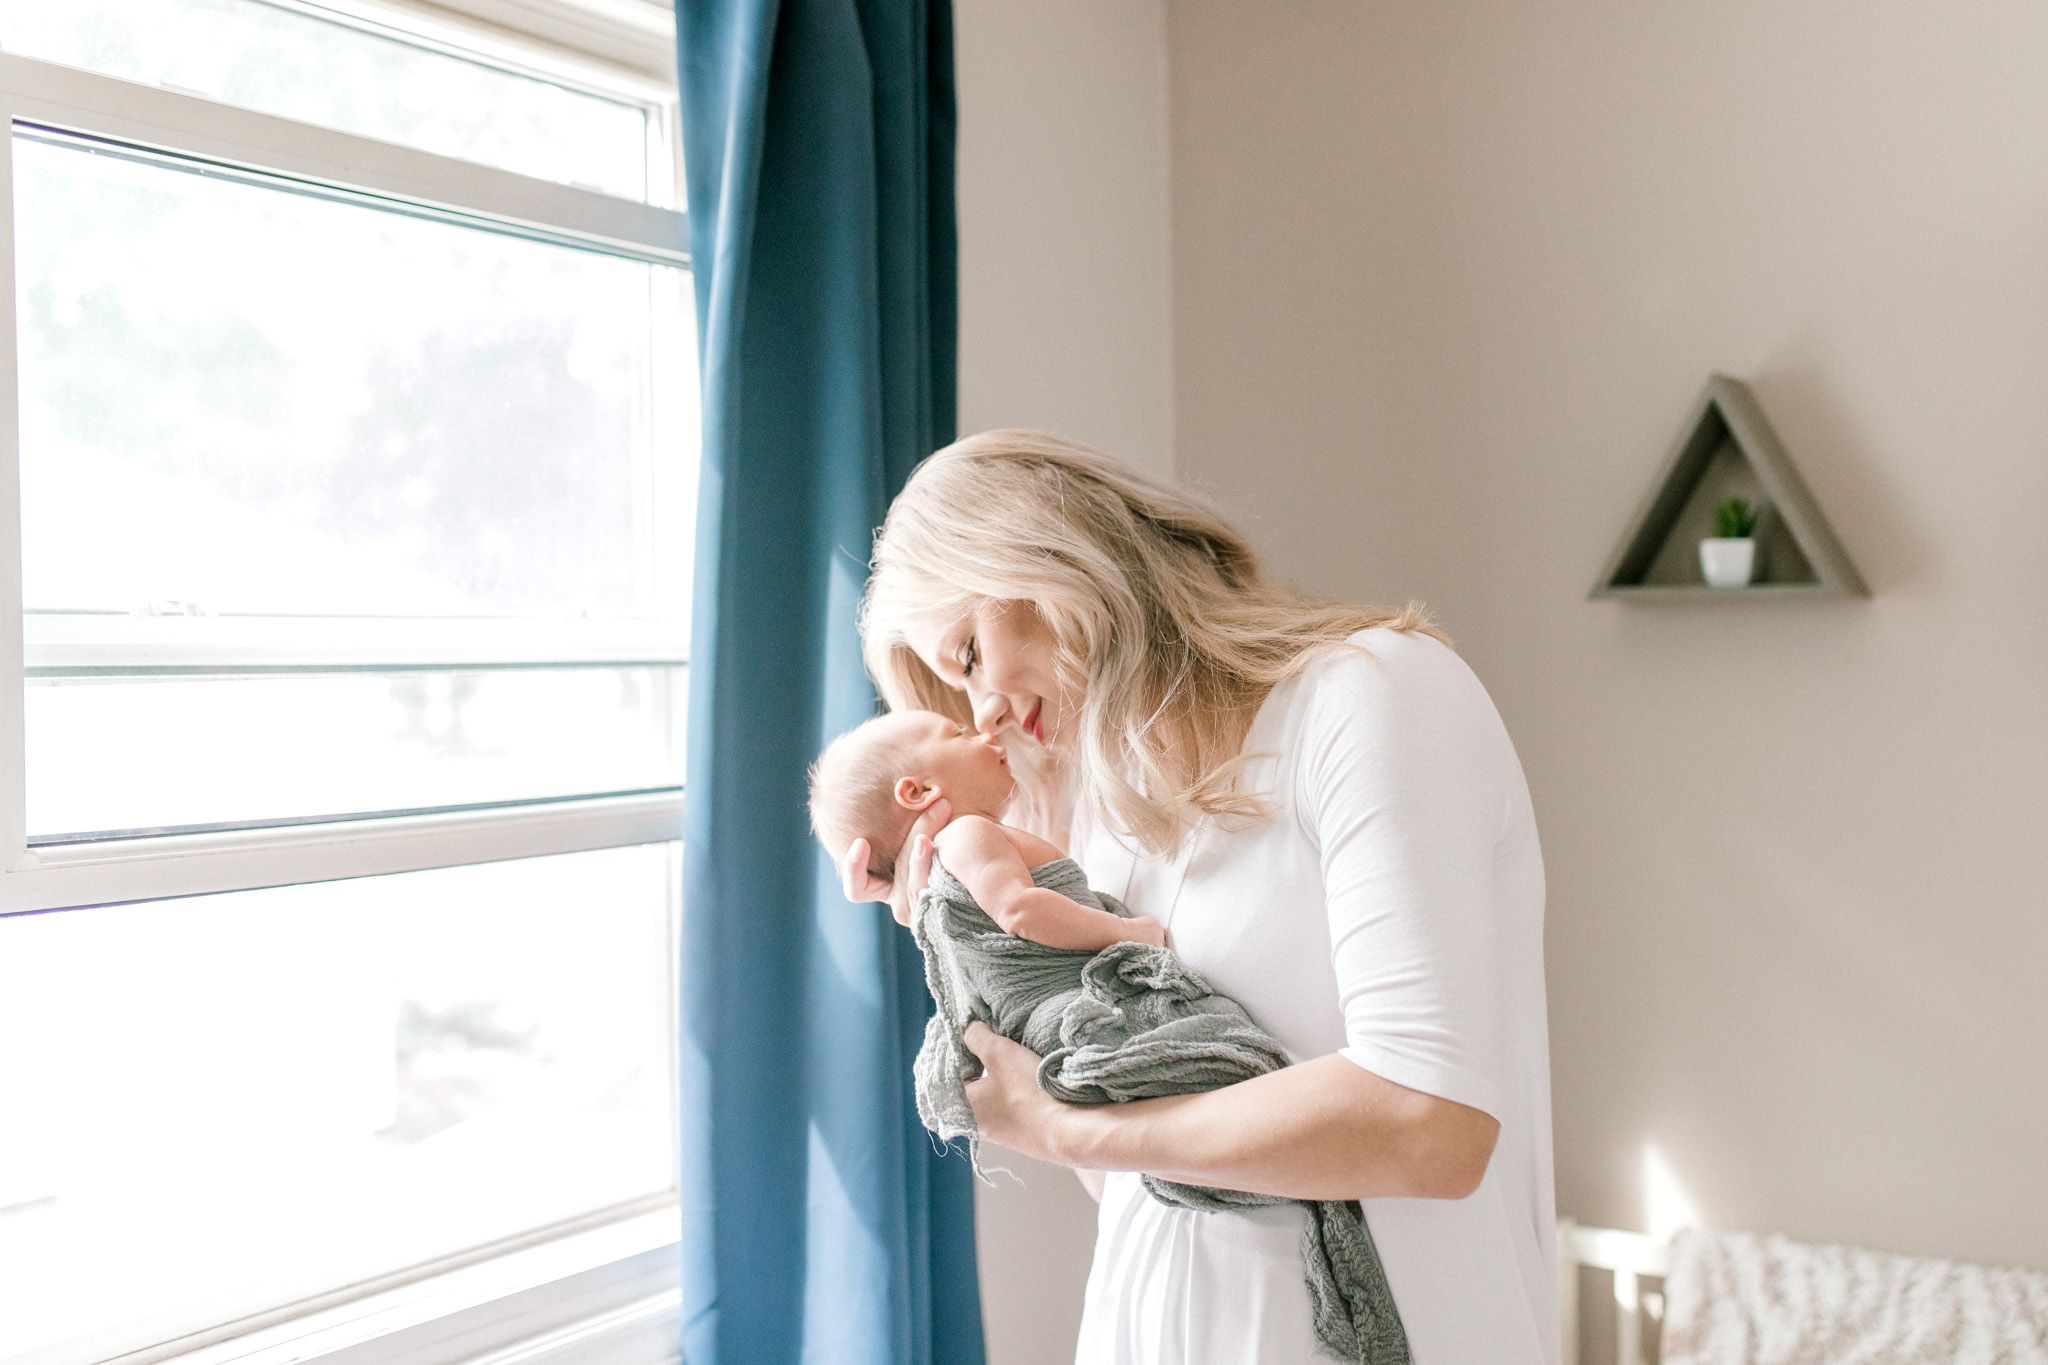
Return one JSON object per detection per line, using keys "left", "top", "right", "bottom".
{"left": 1022, "top": 703, "right": 1045, "bottom": 746}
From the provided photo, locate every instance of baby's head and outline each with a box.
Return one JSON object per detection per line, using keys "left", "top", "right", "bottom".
{"left": 808, "top": 710, "right": 1015, "bottom": 881}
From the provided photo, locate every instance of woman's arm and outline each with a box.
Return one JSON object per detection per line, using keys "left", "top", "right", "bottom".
{"left": 962, "top": 1023, "right": 1498, "bottom": 1202}
{"left": 963, "top": 634, "right": 1524, "bottom": 1203}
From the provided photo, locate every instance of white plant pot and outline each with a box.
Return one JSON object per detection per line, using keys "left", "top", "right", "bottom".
{"left": 1699, "top": 537, "right": 1757, "bottom": 588}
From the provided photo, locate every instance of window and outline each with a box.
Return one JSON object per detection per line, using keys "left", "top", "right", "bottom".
{"left": 0, "top": 3, "right": 690, "bottom": 1362}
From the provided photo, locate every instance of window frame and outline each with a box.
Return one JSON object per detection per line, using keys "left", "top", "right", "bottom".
{"left": 0, "top": 8, "right": 694, "bottom": 1360}
{"left": 0, "top": 52, "right": 694, "bottom": 912}
{"left": 104, "top": 1205, "right": 683, "bottom": 1365}
{"left": 245, "top": 0, "right": 685, "bottom": 201}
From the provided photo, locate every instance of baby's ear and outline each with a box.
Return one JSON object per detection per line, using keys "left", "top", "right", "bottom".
{"left": 894, "top": 776, "right": 940, "bottom": 811}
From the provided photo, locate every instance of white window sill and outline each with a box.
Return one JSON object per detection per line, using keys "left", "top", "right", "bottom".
{"left": 110, "top": 1206, "right": 680, "bottom": 1365}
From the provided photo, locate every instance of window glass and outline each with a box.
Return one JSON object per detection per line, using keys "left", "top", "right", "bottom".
{"left": 0, "top": 9, "right": 693, "bottom": 1358}
{"left": 0, "top": 0, "right": 654, "bottom": 200}
{"left": 27, "top": 665, "right": 684, "bottom": 842}
{"left": 14, "top": 130, "right": 695, "bottom": 623}
{"left": 0, "top": 846, "right": 677, "bottom": 1365}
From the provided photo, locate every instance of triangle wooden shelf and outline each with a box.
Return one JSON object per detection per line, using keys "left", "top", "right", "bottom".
{"left": 1592, "top": 374, "right": 1868, "bottom": 600}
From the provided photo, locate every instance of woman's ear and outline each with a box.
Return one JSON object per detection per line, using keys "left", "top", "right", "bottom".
{"left": 894, "top": 776, "right": 942, "bottom": 811}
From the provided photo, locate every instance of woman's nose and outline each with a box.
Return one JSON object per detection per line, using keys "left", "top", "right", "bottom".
{"left": 970, "top": 689, "right": 1007, "bottom": 736}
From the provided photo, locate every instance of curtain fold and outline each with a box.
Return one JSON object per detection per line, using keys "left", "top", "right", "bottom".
{"left": 675, "top": 2, "right": 980, "bottom": 1362}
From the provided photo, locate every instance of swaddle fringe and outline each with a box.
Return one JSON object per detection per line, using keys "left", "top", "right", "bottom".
{"left": 911, "top": 854, "right": 1409, "bottom": 1365}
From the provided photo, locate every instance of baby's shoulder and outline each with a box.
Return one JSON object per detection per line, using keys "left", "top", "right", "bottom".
{"left": 932, "top": 812, "right": 1005, "bottom": 856}
{"left": 935, "top": 810, "right": 998, "bottom": 837}
{"left": 935, "top": 815, "right": 1061, "bottom": 869}
{"left": 1000, "top": 823, "right": 1068, "bottom": 870}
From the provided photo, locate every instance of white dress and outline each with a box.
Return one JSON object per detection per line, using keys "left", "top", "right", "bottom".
{"left": 1069, "top": 629, "right": 1558, "bottom": 1365}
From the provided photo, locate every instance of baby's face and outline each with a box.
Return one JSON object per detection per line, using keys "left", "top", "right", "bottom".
{"left": 896, "top": 711, "right": 1015, "bottom": 817}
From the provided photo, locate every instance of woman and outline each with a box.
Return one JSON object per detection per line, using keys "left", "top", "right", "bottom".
{"left": 841, "top": 431, "right": 1557, "bottom": 1364}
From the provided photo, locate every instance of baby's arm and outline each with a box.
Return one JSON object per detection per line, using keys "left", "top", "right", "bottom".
{"left": 936, "top": 816, "right": 1166, "bottom": 951}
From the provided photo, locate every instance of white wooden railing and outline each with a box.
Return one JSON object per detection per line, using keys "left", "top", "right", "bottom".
{"left": 1558, "top": 1220, "right": 1671, "bottom": 1365}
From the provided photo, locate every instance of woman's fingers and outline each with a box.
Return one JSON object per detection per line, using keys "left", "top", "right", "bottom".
{"left": 884, "top": 798, "right": 951, "bottom": 925}
{"left": 844, "top": 798, "right": 957, "bottom": 925}
{"left": 887, "top": 845, "right": 919, "bottom": 927}
{"left": 839, "top": 838, "right": 893, "bottom": 905}
{"left": 905, "top": 799, "right": 951, "bottom": 900}
{"left": 961, "top": 1021, "right": 1068, "bottom": 1163}
{"left": 961, "top": 1019, "right": 999, "bottom": 1059}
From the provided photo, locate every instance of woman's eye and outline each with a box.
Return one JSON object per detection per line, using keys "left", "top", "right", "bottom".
{"left": 961, "top": 638, "right": 978, "bottom": 679}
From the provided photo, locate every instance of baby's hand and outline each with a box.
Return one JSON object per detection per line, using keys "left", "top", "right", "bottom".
{"left": 1122, "top": 916, "right": 1169, "bottom": 948}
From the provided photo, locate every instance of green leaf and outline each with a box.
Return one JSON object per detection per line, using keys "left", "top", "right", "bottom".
{"left": 1713, "top": 497, "right": 1758, "bottom": 539}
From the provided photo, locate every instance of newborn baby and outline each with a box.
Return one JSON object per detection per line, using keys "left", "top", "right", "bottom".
{"left": 808, "top": 709, "right": 1409, "bottom": 1364}
{"left": 807, "top": 709, "right": 1166, "bottom": 951}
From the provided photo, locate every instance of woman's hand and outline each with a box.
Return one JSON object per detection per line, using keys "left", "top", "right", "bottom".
{"left": 839, "top": 798, "right": 952, "bottom": 926}
{"left": 960, "top": 1021, "right": 1076, "bottom": 1163}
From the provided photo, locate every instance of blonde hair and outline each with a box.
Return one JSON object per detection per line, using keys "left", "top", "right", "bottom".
{"left": 860, "top": 429, "right": 1446, "bottom": 855}
{"left": 806, "top": 712, "right": 929, "bottom": 882}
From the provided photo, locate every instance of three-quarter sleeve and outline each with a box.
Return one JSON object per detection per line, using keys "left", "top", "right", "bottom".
{"left": 1293, "top": 633, "right": 1518, "bottom": 1120}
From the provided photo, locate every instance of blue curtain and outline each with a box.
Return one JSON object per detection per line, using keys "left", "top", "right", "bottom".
{"left": 674, "top": 2, "right": 980, "bottom": 1363}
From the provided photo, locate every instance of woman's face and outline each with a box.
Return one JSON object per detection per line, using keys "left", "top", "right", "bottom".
{"left": 906, "top": 602, "right": 1074, "bottom": 751}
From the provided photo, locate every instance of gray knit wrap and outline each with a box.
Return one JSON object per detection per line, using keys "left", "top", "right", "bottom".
{"left": 911, "top": 854, "right": 1411, "bottom": 1365}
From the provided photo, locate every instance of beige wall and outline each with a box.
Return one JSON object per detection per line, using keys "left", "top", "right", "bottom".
{"left": 955, "top": 0, "right": 1174, "bottom": 481}
{"left": 954, "top": 3, "right": 1172, "bottom": 1362}
{"left": 1169, "top": 0, "right": 2048, "bottom": 1269}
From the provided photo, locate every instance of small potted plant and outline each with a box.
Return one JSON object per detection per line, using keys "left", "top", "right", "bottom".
{"left": 1699, "top": 498, "right": 1760, "bottom": 587}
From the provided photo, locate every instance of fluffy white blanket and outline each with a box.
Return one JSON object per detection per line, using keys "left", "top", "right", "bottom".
{"left": 1663, "top": 1229, "right": 2048, "bottom": 1365}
